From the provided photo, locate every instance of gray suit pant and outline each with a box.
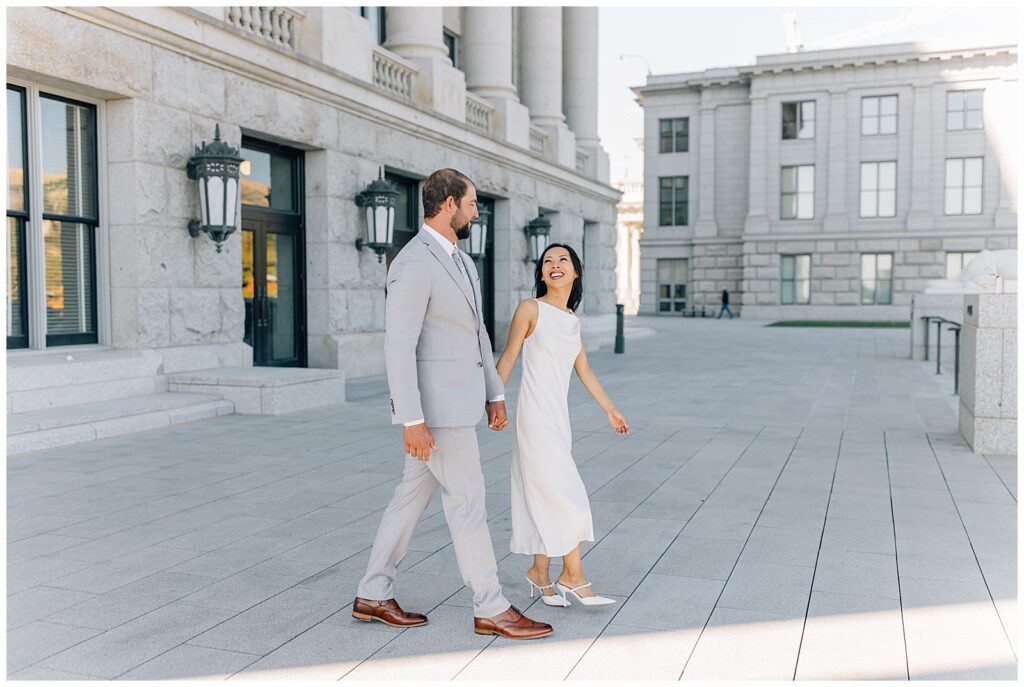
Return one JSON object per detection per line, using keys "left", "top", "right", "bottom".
{"left": 356, "top": 426, "right": 511, "bottom": 619}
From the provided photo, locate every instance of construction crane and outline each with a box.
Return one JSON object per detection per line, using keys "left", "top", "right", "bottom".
{"left": 784, "top": 7, "right": 962, "bottom": 53}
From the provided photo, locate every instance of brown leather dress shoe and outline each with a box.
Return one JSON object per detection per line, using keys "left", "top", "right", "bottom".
{"left": 474, "top": 605, "right": 553, "bottom": 639}
{"left": 352, "top": 597, "right": 428, "bottom": 628}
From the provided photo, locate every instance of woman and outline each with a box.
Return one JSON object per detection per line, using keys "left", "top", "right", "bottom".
{"left": 496, "top": 243, "right": 629, "bottom": 607}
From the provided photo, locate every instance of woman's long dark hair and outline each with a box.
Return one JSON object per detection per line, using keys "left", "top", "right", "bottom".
{"left": 534, "top": 243, "right": 584, "bottom": 312}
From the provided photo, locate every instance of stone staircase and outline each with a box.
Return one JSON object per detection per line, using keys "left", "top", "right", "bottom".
{"left": 6, "top": 350, "right": 233, "bottom": 456}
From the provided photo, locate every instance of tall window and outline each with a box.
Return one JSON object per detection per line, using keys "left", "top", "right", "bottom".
{"left": 659, "top": 117, "right": 689, "bottom": 153}
{"left": 781, "top": 165, "right": 814, "bottom": 219}
{"left": 861, "top": 253, "right": 893, "bottom": 305}
{"left": 782, "top": 100, "right": 815, "bottom": 139}
{"left": 7, "top": 85, "right": 99, "bottom": 350}
{"left": 944, "top": 157, "right": 983, "bottom": 215}
{"left": 443, "top": 30, "right": 459, "bottom": 69}
{"left": 946, "top": 90, "right": 983, "bottom": 131}
{"left": 359, "top": 7, "right": 386, "bottom": 46}
{"left": 656, "top": 259, "right": 687, "bottom": 314}
{"left": 780, "top": 254, "right": 810, "bottom": 305}
{"left": 860, "top": 161, "right": 897, "bottom": 218}
{"left": 7, "top": 87, "right": 28, "bottom": 348}
{"left": 946, "top": 251, "right": 979, "bottom": 279}
{"left": 861, "top": 95, "right": 898, "bottom": 135}
{"left": 658, "top": 176, "right": 688, "bottom": 226}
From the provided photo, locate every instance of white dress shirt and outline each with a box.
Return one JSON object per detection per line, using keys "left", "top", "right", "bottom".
{"left": 404, "top": 224, "right": 504, "bottom": 427}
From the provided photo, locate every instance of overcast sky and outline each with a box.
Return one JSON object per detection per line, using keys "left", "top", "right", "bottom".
{"left": 597, "top": 5, "right": 1020, "bottom": 181}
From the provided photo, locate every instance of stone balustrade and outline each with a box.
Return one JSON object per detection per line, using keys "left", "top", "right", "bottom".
{"left": 575, "top": 148, "right": 589, "bottom": 172}
{"left": 529, "top": 126, "right": 548, "bottom": 155}
{"left": 464, "top": 92, "right": 494, "bottom": 134}
{"left": 372, "top": 46, "right": 417, "bottom": 101}
{"left": 226, "top": 6, "right": 304, "bottom": 49}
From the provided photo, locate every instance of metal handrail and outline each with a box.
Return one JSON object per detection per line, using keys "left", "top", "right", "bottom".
{"left": 921, "top": 315, "right": 962, "bottom": 395}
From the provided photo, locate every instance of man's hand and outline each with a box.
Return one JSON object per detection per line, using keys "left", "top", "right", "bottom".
{"left": 404, "top": 423, "right": 436, "bottom": 462}
{"left": 486, "top": 400, "right": 508, "bottom": 431}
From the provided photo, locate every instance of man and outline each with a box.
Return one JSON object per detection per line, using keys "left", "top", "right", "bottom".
{"left": 718, "top": 288, "right": 734, "bottom": 319}
{"left": 353, "top": 168, "right": 553, "bottom": 640}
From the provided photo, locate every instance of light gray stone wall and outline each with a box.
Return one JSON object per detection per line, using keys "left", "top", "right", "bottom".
{"left": 7, "top": 6, "right": 619, "bottom": 379}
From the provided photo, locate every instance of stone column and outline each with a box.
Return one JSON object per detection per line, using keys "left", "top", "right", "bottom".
{"left": 562, "top": 7, "right": 608, "bottom": 181}
{"left": 991, "top": 82, "right": 1018, "bottom": 229}
{"left": 462, "top": 7, "right": 529, "bottom": 147}
{"left": 562, "top": 7, "right": 598, "bottom": 146}
{"left": 518, "top": 7, "right": 564, "bottom": 126}
{"left": 823, "top": 90, "right": 849, "bottom": 232}
{"left": 518, "top": 7, "right": 576, "bottom": 167}
{"left": 906, "top": 84, "right": 933, "bottom": 230}
{"left": 744, "top": 96, "right": 769, "bottom": 234}
{"left": 694, "top": 95, "right": 718, "bottom": 237}
{"left": 384, "top": 7, "right": 465, "bottom": 119}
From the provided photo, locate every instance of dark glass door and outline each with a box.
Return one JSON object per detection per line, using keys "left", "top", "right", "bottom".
{"left": 240, "top": 140, "right": 305, "bottom": 367}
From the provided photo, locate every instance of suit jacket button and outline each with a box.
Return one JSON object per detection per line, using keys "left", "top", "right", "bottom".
{"left": 477, "top": 361, "right": 483, "bottom": 367}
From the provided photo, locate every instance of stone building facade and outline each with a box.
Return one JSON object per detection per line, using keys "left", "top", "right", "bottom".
{"left": 634, "top": 42, "right": 1017, "bottom": 319}
{"left": 6, "top": 6, "right": 617, "bottom": 386}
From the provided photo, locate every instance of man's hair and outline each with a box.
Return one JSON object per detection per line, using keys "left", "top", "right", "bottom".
{"left": 422, "top": 168, "right": 474, "bottom": 218}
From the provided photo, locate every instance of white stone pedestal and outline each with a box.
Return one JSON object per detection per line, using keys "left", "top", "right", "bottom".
{"left": 959, "top": 294, "right": 1017, "bottom": 454}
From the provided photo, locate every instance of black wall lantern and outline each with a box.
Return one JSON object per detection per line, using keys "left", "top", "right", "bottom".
{"left": 186, "top": 124, "right": 243, "bottom": 253}
{"left": 460, "top": 205, "right": 491, "bottom": 259}
{"left": 523, "top": 214, "right": 551, "bottom": 263}
{"left": 355, "top": 168, "right": 399, "bottom": 263}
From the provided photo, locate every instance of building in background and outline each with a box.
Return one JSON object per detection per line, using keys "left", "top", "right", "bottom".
{"left": 613, "top": 139, "right": 644, "bottom": 315}
{"left": 6, "top": 6, "right": 618, "bottom": 452}
{"left": 634, "top": 42, "right": 1016, "bottom": 319}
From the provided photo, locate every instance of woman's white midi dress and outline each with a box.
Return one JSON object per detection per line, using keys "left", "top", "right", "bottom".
{"left": 509, "top": 299, "right": 595, "bottom": 556}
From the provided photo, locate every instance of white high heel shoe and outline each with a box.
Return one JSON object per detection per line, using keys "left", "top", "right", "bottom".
{"left": 526, "top": 574, "right": 570, "bottom": 607}
{"left": 556, "top": 578, "right": 617, "bottom": 606}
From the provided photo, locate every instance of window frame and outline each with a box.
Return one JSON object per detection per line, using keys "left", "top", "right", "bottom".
{"left": 946, "top": 89, "right": 984, "bottom": 131}
{"left": 945, "top": 251, "right": 980, "bottom": 279}
{"left": 658, "top": 117, "right": 689, "bottom": 154}
{"left": 658, "top": 175, "right": 689, "bottom": 226}
{"left": 7, "top": 79, "right": 107, "bottom": 351}
{"left": 861, "top": 94, "right": 898, "bottom": 136}
{"left": 780, "top": 164, "right": 815, "bottom": 220}
{"left": 859, "top": 161, "right": 897, "bottom": 218}
{"left": 781, "top": 100, "right": 815, "bottom": 140}
{"left": 359, "top": 6, "right": 387, "bottom": 46}
{"left": 944, "top": 157, "right": 984, "bottom": 216}
{"left": 860, "top": 253, "right": 893, "bottom": 305}
{"left": 7, "top": 85, "right": 30, "bottom": 349}
{"left": 656, "top": 258, "right": 688, "bottom": 314}
{"left": 443, "top": 29, "right": 459, "bottom": 69}
{"left": 780, "top": 254, "right": 811, "bottom": 305}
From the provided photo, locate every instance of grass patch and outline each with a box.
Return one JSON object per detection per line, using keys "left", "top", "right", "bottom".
{"left": 768, "top": 320, "right": 909, "bottom": 328}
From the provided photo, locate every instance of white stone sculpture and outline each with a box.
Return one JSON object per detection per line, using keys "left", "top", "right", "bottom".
{"left": 924, "top": 249, "right": 1018, "bottom": 294}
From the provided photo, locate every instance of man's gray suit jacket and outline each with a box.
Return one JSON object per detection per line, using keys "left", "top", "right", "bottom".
{"left": 385, "top": 229, "right": 504, "bottom": 428}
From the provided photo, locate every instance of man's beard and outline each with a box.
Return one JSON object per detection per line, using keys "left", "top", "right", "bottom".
{"left": 452, "top": 213, "right": 471, "bottom": 240}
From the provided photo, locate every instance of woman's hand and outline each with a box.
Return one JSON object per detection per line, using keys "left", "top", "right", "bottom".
{"left": 607, "top": 408, "right": 629, "bottom": 435}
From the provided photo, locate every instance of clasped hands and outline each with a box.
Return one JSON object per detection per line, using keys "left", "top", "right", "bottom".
{"left": 403, "top": 400, "right": 508, "bottom": 463}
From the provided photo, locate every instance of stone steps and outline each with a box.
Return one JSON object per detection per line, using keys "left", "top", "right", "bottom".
{"left": 6, "top": 392, "right": 235, "bottom": 456}
{"left": 6, "top": 349, "right": 166, "bottom": 413}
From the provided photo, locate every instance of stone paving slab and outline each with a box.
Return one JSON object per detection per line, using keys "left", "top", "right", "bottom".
{"left": 6, "top": 317, "right": 1017, "bottom": 680}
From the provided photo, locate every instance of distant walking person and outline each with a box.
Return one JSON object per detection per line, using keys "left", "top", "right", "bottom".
{"left": 718, "top": 289, "right": 734, "bottom": 319}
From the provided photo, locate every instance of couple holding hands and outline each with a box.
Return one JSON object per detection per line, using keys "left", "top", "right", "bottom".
{"left": 352, "top": 168, "right": 629, "bottom": 639}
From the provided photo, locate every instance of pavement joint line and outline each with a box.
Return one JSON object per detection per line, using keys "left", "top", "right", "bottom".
{"left": 346, "top": 423, "right": 699, "bottom": 681}
{"left": 977, "top": 450, "right": 1018, "bottom": 504}
{"left": 882, "top": 430, "right": 913, "bottom": 680}
{"left": 672, "top": 425, "right": 804, "bottom": 681}
{"left": 559, "top": 425, "right": 765, "bottom": 680}
{"left": 923, "top": 433, "right": 1019, "bottom": 664}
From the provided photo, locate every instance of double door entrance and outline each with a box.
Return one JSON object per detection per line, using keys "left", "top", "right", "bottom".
{"left": 240, "top": 140, "right": 306, "bottom": 367}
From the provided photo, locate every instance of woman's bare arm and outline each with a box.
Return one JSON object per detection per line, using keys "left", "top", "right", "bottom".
{"left": 574, "top": 346, "right": 629, "bottom": 434}
{"left": 495, "top": 300, "right": 538, "bottom": 385}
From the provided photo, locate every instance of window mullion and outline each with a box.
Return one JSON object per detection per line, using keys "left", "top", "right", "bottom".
{"left": 24, "top": 84, "right": 47, "bottom": 350}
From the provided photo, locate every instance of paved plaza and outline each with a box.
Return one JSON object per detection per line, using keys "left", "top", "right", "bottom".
{"left": 6, "top": 317, "right": 1018, "bottom": 680}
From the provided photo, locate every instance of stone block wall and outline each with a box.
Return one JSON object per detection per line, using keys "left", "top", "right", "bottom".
{"left": 959, "top": 293, "right": 1017, "bottom": 454}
